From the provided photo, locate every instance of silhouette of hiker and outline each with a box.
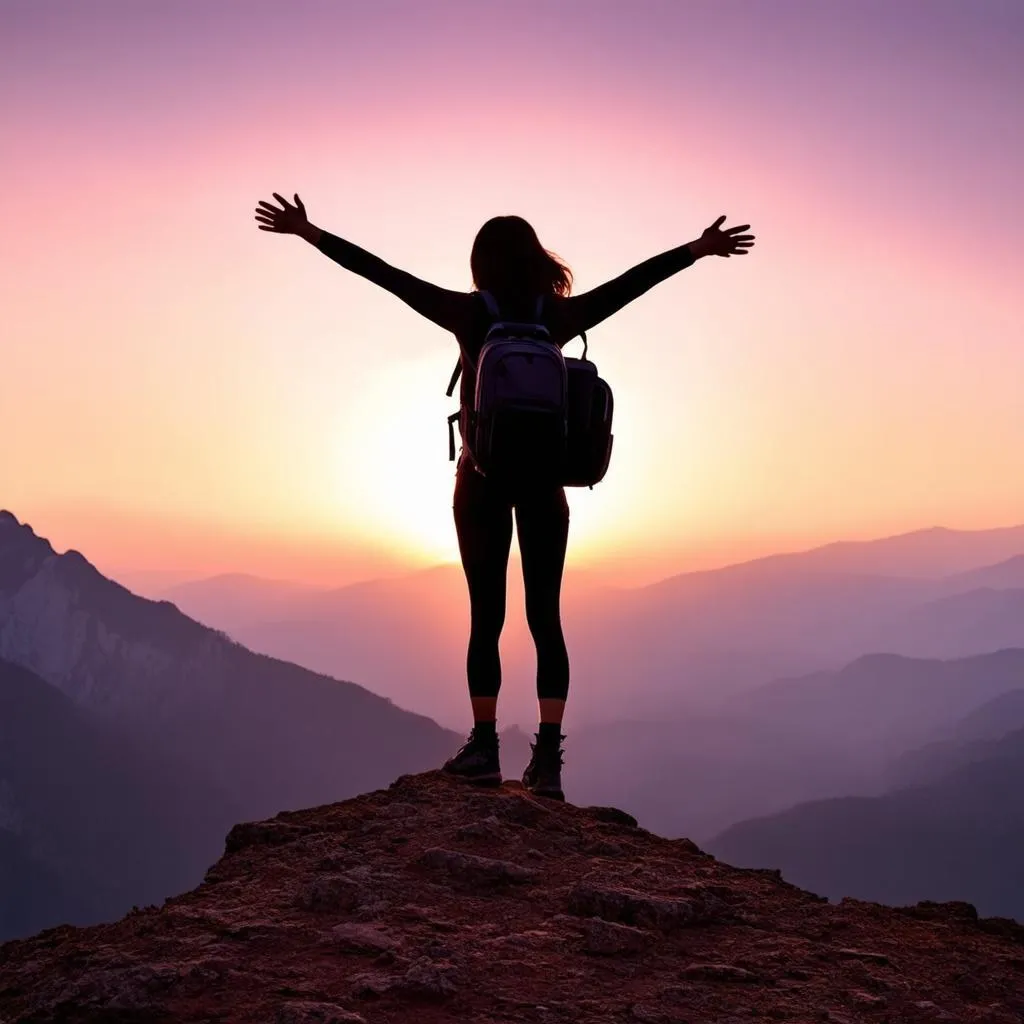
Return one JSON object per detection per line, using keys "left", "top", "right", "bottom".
{"left": 255, "top": 193, "right": 754, "bottom": 800}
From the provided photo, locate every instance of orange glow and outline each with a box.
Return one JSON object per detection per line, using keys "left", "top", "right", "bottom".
{"left": 4, "top": 3, "right": 1023, "bottom": 586}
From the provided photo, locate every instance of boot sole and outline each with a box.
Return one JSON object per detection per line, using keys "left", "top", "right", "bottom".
{"left": 469, "top": 774, "right": 503, "bottom": 788}
{"left": 525, "top": 785, "right": 565, "bottom": 801}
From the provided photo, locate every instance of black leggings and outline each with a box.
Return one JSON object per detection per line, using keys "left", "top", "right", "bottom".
{"left": 453, "top": 459, "right": 570, "bottom": 702}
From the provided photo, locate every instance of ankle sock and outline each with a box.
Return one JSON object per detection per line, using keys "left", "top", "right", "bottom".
{"left": 473, "top": 720, "right": 497, "bottom": 742}
{"left": 537, "top": 721, "right": 563, "bottom": 745}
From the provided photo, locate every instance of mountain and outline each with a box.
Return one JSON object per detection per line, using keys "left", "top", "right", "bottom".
{"left": 728, "top": 522, "right": 1024, "bottom": 578}
{"left": 875, "top": 587, "right": 1024, "bottom": 659}
{"left": 0, "top": 658, "right": 232, "bottom": 941}
{"left": 0, "top": 511, "right": 459, "bottom": 938}
{"left": 159, "top": 572, "right": 326, "bottom": 633}
{"left": 883, "top": 687, "right": 1024, "bottom": 790}
{"left": 3, "top": 771, "right": 1023, "bottom": 1023}
{"left": 560, "top": 650, "right": 1024, "bottom": 843}
{"left": 950, "top": 686, "right": 1024, "bottom": 743}
{"left": 156, "top": 522, "right": 1024, "bottom": 729}
{"left": 940, "top": 553, "right": 1024, "bottom": 592}
{"left": 732, "top": 649, "right": 1024, "bottom": 759}
{"left": 710, "top": 724, "right": 1024, "bottom": 920}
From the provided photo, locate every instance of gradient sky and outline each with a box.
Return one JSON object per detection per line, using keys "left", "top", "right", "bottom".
{"left": 3, "top": 0, "right": 1023, "bottom": 586}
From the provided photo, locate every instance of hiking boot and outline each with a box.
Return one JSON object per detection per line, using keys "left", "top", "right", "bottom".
{"left": 442, "top": 727, "right": 502, "bottom": 786}
{"left": 522, "top": 732, "right": 565, "bottom": 801}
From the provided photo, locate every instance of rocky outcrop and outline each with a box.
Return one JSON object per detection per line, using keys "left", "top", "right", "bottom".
{"left": 3, "top": 771, "right": 1023, "bottom": 1023}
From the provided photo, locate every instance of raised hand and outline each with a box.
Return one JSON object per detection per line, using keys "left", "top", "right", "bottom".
{"left": 254, "top": 193, "right": 309, "bottom": 235}
{"left": 696, "top": 216, "right": 755, "bottom": 258}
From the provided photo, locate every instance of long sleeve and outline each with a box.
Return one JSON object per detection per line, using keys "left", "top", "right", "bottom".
{"left": 316, "top": 231, "right": 471, "bottom": 335}
{"left": 561, "top": 243, "right": 697, "bottom": 336}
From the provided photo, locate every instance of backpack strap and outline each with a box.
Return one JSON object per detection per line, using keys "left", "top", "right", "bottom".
{"left": 444, "top": 291, "right": 550, "bottom": 411}
{"left": 447, "top": 411, "right": 461, "bottom": 461}
{"left": 480, "top": 290, "right": 501, "bottom": 318}
{"left": 446, "top": 360, "right": 462, "bottom": 398}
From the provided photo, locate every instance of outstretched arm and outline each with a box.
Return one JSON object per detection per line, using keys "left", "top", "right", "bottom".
{"left": 255, "top": 193, "right": 469, "bottom": 334}
{"left": 562, "top": 216, "right": 755, "bottom": 336}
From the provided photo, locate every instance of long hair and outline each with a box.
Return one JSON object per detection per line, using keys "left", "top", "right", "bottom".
{"left": 470, "top": 215, "right": 573, "bottom": 298}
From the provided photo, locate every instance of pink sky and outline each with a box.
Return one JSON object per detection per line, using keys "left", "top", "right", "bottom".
{"left": 3, "top": 0, "right": 1023, "bottom": 586}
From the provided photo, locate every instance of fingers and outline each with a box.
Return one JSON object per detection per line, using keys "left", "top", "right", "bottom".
{"left": 255, "top": 207, "right": 283, "bottom": 231}
{"left": 257, "top": 200, "right": 282, "bottom": 213}
{"left": 711, "top": 214, "right": 726, "bottom": 228}
{"left": 272, "top": 192, "right": 293, "bottom": 209}
{"left": 294, "top": 193, "right": 305, "bottom": 214}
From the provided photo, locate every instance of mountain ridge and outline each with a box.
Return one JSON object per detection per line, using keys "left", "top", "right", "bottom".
{"left": 0, "top": 511, "right": 461, "bottom": 939}
{"left": 2, "top": 770, "right": 1023, "bottom": 1024}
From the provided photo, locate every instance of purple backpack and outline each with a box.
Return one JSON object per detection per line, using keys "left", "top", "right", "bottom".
{"left": 447, "top": 292, "right": 614, "bottom": 488}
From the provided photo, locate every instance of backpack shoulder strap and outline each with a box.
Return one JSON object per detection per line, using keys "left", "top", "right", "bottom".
{"left": 480, "top": 290, "right": 500, "bottom": 318}
{"left": 446, "top": 359, "right": 462, "bottom": 397}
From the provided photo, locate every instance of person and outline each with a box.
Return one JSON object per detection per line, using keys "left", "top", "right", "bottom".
{"left": 254, "top": 194, "right": 755, "bottom": 800}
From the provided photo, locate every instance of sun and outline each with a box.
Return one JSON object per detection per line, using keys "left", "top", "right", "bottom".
{"left": 328, "top": 341, "right": 674, "bottom": 572}
{"left": 331, "top": 347, "right": 464, "bottom": 564}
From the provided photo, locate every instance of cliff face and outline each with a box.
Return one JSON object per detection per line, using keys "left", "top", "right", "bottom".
{"left": 2, "top": 771, "right": 1023, "bottom": 1024}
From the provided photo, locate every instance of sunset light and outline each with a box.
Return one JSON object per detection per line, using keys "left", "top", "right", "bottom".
{"left": 4, "top": 0, "right": 1022, "bottom": 586}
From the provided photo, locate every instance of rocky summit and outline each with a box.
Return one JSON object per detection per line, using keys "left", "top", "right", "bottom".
{"left": 2, "top": 772, "right": 1023, "bottom": 1024}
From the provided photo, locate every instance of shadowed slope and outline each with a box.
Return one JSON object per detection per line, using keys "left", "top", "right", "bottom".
{"left": 711, "top": 725, "right": 1024, "bottom": 920}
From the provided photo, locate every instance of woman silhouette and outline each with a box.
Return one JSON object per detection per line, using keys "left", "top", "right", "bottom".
{"left": 255, "top": 195, "right": 754, "bottom": 800}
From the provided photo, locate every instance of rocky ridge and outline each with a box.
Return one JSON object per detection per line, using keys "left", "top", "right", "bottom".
{"left": 2, "top": 771, "right": 1023, "bottom": 1023}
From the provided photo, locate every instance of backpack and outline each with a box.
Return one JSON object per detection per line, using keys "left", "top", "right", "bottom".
{"left": 446, "top": 291, "right": 614, "bottom": 489}
{"left": 563, "top": 334, "right": 614, "bottom": 489}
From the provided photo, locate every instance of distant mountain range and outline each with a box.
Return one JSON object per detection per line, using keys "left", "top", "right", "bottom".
{"left": 7, "top": 507, "right": 1024, "bottom": 937}
{"left": 152, "top": 522, "right": 1024, "bottom": 729}
{"left": 710, "top": 715, "right": 1024, "bottom": 920}
{"left": 563, "top": 649, "right": 1024, "bottom": 845}
{"left": 0, "top": 510, "right": 458, "bottom": 940}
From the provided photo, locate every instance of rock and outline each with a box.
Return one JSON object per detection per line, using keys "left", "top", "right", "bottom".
{"left": 397, "top": 956, "right": 460, "bottom": 999}
{"left": 484, "top": 929, "right": 559, "bottom": 952}
{"left": 835, "top": 947, "right": 891, "bottom": 966}
{"left": 299, "top": 874, "right": 362, "bottom": 913}
{"left": 455, "top": 815, "right": 508, "bottom": 841}
{"left": 376, "top": 801, "right": 418, "bottom": 820}
{"left": 568, "top": 882, "right": 723, "bottom": 932}
{"left": 587, "top": 806, "right": 639, "bottom": 828}
{"left": 681, "top": 962, "right": 760, "bottom": 983}
{"left": 225, "top": 820, "right": 310, "bottom": 853}
{"left": 849, "top": 989, "right": 886, "bottom": 1007}
{"left": 349, "top": 971, "right": 393, "bottom": 999}
{"left": 583, "top": 839, "right": 626, "bottom": 857}
{"left": 417, "top": 847, "right": 536, "bottom": 886}
{"left": 275, "top": 1001, "right": 367, "bottom": 1024}
{"left": 912, "top": 1001, "right": 955, "bottom": 1021}
{"left": 41, "top": 964, "right": 181, "bottom": 1013}
{"left": 495, "top": 796, "right": 552, "bottom": 826}
{"left": 329, "top": 922, "right": 401, "bottom": 953}
{"left": 582, "top": 917, "right": 653, "bottom": 956}
{"left": 5, "top": 769, "right": 1024, "bottom": 1024}
{"left": 908, "top": 900, "right": 979, "bottom": 922}
{"left": 631, "top": 1004, "right": 671, "bottom": 1022}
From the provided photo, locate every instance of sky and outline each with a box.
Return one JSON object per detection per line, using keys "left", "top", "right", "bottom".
{"left": 3, "top": 0, "right": 1023, "bottom": 587}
